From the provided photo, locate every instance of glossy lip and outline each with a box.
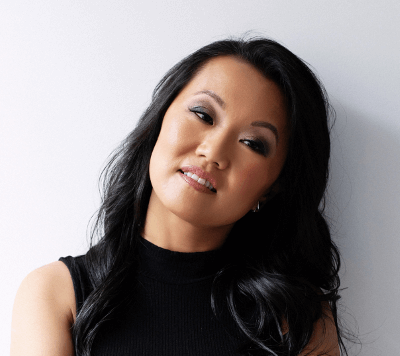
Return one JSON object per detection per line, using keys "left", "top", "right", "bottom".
{"left": 179, "top": 165, "right": 218, "bottom": 191}
{"left": 179, "top": 171, "right": 215, "bottom": 194}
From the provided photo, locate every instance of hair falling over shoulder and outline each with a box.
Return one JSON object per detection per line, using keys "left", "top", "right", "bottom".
{"left": 72, "top": 36, "right": 351, "bottom": 355}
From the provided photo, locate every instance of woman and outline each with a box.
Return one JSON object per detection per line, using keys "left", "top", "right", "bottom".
{"left": 11, "top": 37, "right": 345, "bottom": 355}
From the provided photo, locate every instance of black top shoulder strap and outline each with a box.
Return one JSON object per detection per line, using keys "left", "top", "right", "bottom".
{"left": 59, "top": 255, "right": 93, "bottom": 313}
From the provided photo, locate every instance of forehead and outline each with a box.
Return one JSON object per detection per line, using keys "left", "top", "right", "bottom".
{"left": 178, "top": 56, "right": 288, "bottom": 128}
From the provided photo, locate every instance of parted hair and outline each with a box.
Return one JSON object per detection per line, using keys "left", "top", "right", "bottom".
{"left": 73, "top": 36, "right": 347, "bottom": 355}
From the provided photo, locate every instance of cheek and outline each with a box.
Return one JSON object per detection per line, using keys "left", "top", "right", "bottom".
{"left": 159, "top": 115, "right": 194, "bottom": 155}
{"left": 232, "top": 162, "right": 279, "bottom": 206}
{"left": 234, "top": 165, "right": 267, "bottom": 201}
{"left": 149, "top": 115, "right": 194, "bottom": 182}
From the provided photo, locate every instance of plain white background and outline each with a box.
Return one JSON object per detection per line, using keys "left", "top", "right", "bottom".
{"left": 1, "top": 1, "right": 399, "bottom": 354}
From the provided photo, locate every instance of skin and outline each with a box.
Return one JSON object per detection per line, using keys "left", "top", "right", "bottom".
{"left": 11, "top": 55, "right": 339, "bottom": 356}
{"left": 11, "top": 261, "right": 76, "bottom": 355}
{"left": 143, "top": 56, "right": 289, "bottom": 252}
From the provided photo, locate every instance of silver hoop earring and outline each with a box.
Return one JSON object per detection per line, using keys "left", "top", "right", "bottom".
{"left": 252, "top": 201, "right": 260, "bottom": 213}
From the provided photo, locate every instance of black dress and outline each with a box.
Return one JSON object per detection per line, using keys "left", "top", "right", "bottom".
{"left": 60, "top": 236, "right": 244, "bottom": 355}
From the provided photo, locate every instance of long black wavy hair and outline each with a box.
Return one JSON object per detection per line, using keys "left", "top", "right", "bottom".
{"left": 73, "top": 37, "right": 347, "bottom": 355}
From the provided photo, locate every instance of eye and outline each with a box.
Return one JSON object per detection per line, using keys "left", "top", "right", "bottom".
{"left": 240, "top": 138, "right": 269, "bottom": 156}
{"left": 189, "top": 106, "right": 214, "bottom": 125}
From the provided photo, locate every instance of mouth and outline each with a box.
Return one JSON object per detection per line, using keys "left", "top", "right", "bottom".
{"left": 178, "top": 169, "right": 217, "bottom": 193}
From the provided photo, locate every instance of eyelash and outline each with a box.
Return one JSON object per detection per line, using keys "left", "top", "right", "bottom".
{"left": 189, "top": 107, "right": 269, "bottom": 156}
{"left": 190, "top": 107, "right": 214, "bottom": 125}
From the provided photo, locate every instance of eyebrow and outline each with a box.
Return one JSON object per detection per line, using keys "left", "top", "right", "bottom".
{"left": 251, "top": 121, "right": 279, "bottom": 144}
{"left": 194, "top": 90, "right": 279, "bottom": 144}
{"left": 194, "top": 90, "right": 226, "bottom": 109}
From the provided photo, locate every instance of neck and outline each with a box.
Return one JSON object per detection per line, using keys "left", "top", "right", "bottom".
{"left": 141, "top": 190, "right": 234, "bottom": 252}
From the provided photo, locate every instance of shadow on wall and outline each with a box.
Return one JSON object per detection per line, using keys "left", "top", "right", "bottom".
{"left": 325, "top": 105, "right": 400, "bottom": 355}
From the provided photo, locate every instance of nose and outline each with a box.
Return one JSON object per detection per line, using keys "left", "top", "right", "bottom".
{"left": 195, "top": 129, "right": 231, "bottom": 170}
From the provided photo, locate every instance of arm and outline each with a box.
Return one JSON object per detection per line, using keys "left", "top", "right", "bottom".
{"left": 299, "top": 303, "right": 340, "bottom": 356}
{"left": 11, "top": 261, "right": 76, "bottom": 356}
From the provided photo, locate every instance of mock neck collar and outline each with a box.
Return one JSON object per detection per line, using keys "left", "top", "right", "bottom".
{"left": 137, "top": 236, "right": 226, "bottom": 284}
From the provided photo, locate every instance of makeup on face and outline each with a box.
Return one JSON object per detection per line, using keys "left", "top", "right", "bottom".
{"left": 148, "top": 55, "right": 288, "bottom": 233}
{"left": 185, "top": 93, "right": 278, "bottom": 158}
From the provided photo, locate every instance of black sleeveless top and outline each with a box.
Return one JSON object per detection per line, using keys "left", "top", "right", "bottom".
{"left": 60, "top": 237, "right": 245, "bottom": 355}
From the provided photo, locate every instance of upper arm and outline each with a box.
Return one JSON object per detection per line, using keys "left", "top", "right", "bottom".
{"left": 299, "top": 303, "right": 340, "bottom": 356}
{"left": 11, "top": 261, "right": 76, "bottom": 356}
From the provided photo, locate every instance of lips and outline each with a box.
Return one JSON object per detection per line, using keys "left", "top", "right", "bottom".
{"left": 179, "top": 165, "right": 218, "bottom": 192}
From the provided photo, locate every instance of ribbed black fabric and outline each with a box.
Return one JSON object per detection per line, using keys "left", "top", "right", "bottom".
{"left": 60, "top": 237, "right": 244, "bottom": 355}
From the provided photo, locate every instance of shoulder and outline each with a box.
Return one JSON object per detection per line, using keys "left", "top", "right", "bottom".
{"left": 11, "top": 261, "right": 76, "bottom": 355}
{"left": 15, "top": 261, "right": 76, "bottom": 320}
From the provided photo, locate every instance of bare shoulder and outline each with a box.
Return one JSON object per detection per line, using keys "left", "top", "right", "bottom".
{"left": 299, "top": 302, "right": 340, "bottom": 356}
{"left": 14, "top": 261, "right": 76, "bottom": 321}
{"left": 11, "top": 261, "right": 76, "bottom": 355}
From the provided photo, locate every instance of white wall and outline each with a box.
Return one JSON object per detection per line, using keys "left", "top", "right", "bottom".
{"left": 2, "top": 1, "right": 399, "bottom": 354}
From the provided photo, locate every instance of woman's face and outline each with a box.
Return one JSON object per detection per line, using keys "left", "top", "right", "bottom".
{"left": 149, "top": 55, "right": 289, "bottom": 229}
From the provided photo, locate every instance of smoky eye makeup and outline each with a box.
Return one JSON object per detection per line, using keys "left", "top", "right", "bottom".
{"left": 188, "top": 99, "right": 216, "bottom": 112}
{"left": 187, "top": 99, "right": 274, "bottom": 157}
{"left": 189, "top": 105, "right": 210, "bottom": 116}
{"left": 189, "top": 106, "right": 214, "bottom": 125}
{"left": 187, "top": 98, "right": 217, "bottom": 124}
{"left": 241, "top": 136, "right": 271, "bottom": 156}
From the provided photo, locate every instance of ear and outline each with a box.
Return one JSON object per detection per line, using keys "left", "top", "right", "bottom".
{"left": 256, "top": 181, "right": 281, "bottom": 209}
